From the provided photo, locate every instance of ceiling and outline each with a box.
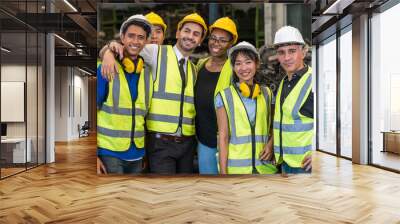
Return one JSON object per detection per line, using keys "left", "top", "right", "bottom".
{"left": 0, "top": 0, "right": 97, "bottom": 73}
{"left": 309, "top": 0, "right": 389, "bottom": 43}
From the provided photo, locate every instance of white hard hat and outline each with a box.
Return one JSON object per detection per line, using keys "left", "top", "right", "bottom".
{"left": 273, "top": 26, "right": 305, "bottom": 47}
{"left": 228, "top": 41, "right": 260, "bottom": 65}
{"left": 120, "top": 14, "right": 152, "bottom": 38}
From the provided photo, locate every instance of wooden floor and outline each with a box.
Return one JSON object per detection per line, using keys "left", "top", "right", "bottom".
{"left": 372, "top": 150, "right": 400, "bottom": 171}
{"left": 0, "top": 136, "right": 400, "bottom": 223}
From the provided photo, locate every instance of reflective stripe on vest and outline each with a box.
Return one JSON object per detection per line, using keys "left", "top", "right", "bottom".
{"left": 220, "top": 85, "right": 277, "bottom": 174}
{"left": 273, "top": 67, "right": 314, "bottom": 168}
{"left": 228, "top": 158, "right": 274, "bottom": 167}
{"left": 146, "top": 45, "right": 196, "bottom": 135}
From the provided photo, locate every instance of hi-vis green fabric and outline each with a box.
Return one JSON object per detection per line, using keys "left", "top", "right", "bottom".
{"left": 219, "top": 85, "right": 277, "bottom": 174}
{"left": 273, "top": 67, "right": 314, "bottom": 168}
{"left": 97, "top": 60, "right": 150, "bottom": 151}
{"left": 145, "top": 45, "right": 197, "bottom": 136}
{"left": 196, "top": 57, "right": 233, "bottom": 97}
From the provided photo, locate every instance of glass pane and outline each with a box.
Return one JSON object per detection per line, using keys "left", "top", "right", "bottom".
{"left": 371, "top": 4, "right": 400, "bottom": 171}
{"left": 317, "top": 36, "right": 337, "bottom": 154}
{"left": 339, "top": 28, "right": 352, "bottom": 158}
{"left": 27, "top": 31, "right": 38, "bottom": 169}
{"left": 38, "top": 32, "right": 45, "bottom": 165}
{"left": 1, "top": 31, "right": 27, "bottom": 177}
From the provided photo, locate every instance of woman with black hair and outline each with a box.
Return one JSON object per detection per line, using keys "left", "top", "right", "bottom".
{"left": 215, "top": 41, "right": 277, "bottom": 174}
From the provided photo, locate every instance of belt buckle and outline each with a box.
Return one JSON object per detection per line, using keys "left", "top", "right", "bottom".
{"left": 155, "top": 133, "right": 162, "bottom": 139}
{"left": 174, "top": 136, "right": 183, "bottom": 143}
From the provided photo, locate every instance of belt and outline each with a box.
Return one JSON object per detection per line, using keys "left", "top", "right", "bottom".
{"left": 153, "top": 133, "right": 194, "bottom": 143}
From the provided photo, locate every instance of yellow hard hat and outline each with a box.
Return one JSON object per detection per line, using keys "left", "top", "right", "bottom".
{"left": 209, "top": 17, "right": 238, "bottom": 44}
{"left": 177, "top": 13, "right": 207, "bottom": 37}
{"left": 145, "top": 12, "right": 167, "bottom": 33}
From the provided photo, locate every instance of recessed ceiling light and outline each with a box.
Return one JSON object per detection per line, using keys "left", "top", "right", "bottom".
{"left": 78, "top": 67, "right": 93, "bottom": 76}
{"left": 63, "top": 0, "right": 78, "bottom": 12}
{"left": 1, "top": 47, "right": 11, "bottom": 53}
{"left": 54, "top": 34, "right": 75, "bottom": 48}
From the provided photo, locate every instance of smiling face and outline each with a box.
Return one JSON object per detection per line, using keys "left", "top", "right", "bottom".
{"left": 176, "top": 22, "right": 203, "bottom": 55}
{"left": 148, "top": 25, "right": 165, "bottom": 45}
{"left": 208, "top": 28, "right": 232, "bottom": 57}
{"left": 233, "top": 52, "right": 258, "bottom": 84}
{"left": 276, "top": 44, "right": 306, "bottom": 75}
{"left": 120, "top": 24, "right": 147, "bottom": 59}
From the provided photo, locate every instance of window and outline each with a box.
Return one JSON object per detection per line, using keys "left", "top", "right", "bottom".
{"left": 317, "top": 35, "right": 337, "bottom": 155}
{"left": 370, "top": 2, "right": 400, "bottom": 171}
{"left": 339, "top": 27, "right": 352, "bottom": 158}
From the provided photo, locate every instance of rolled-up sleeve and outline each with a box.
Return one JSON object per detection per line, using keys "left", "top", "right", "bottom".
{"left": 214, "top": 93, "right": 224, "bottom": 110}
{"left": 140, "top": 44, "right": 159, "bottom": 76}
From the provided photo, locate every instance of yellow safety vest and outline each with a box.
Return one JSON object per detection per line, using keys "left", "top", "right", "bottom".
{"left": 219, "top": 85, "right": 277, "bottom": 174}
{"left": 97, "top": 60, "right": 150, "bottom": 151}
{"left": 146, "top": 45, "right": 196, "bottom": 136}
{"left": 196, "top": 57, "right": 233, "bottom": 97}
{"left": 273, "top": 67, "right": 314, "bottom": 168}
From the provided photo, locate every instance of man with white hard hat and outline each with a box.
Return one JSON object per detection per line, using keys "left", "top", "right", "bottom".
{"left": 260, "top": 26, "right": 314, "bottom": 174}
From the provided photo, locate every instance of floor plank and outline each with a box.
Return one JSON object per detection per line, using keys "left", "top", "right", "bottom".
{"left": 0, "top": 135, "right": 399, "bottom": 223}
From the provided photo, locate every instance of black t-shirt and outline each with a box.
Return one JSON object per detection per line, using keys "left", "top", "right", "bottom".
{"left": 279, "top": 65, "right": 314, "bottom": 118}
{"left": 194, "top": 65, "right": 221, "bottom": 148}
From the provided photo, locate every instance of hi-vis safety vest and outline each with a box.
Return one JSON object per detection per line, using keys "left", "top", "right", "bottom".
{"left": 273, "top": 67, "right": 314, "bottom": 168}
{"left": 145, "top": 45, "right": 197, "bottom": 136}
{"left": 219, "top": 85, "right": 277, "bottom": 174}
{"left": 97, "top": 60, "right": 150, "bottom": 151}
{"left": 196, "top": 57, "right": 232, "bottom": 97}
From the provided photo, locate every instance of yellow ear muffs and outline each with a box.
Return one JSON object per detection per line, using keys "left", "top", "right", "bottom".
{"left": 121, "top": 57, "right": 144, "bottom": 74}
{"left": 239, "top": 82, "right": 251, "bottom": 98}
{"left": 136, "top": 57, "right": 143, "bottom": 74}
{"left": 239, "top": 82, "right": 260, "bottom": 99}
{"left": 122, "top": 57, "right": 135, "bottom": 73}
{"left": 252, "top": 83, "right": 260, "bottom": 99}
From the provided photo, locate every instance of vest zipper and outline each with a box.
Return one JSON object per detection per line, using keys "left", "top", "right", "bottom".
{"left": 178, "top": 86, "right": 185, "bottom": 131}
{"left": 251, "top": 118, "right": 257, "bottom": 174}
{"left": 131, "top": 88, "right": 136, "bottom": 144}
{"left": 279, "top": 96, "right": 284, "bottom": 163}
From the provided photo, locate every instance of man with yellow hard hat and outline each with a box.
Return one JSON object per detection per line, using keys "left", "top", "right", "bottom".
{"left": 145, "top": 12, "right": 167, "bottom": 45}
{"left": 100, "top": 13, "right": 207, "bottom": 174}
{"left": 194, "top": 17, "right": 238, "bottom": 174}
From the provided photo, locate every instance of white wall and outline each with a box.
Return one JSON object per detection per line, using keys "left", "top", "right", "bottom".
{"left": 55, "top": 66, "right": 68, "bottom": 141}
{"left": 54, "top": 66, "right": 89, "bottom": 141}
{"left": 1, "top": 65, "right": 30, "bottom": 138}
{"left": 1, "top": 64, "right": 45, "bottom": 163}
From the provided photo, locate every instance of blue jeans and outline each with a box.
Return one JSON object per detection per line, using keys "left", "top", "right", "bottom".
{"left": 197, "top": 142, "right": 219, "bottom": 174}
{"left": 99, "top": 155, "right": 143, "bottom": 174}
{"left": 281, "top": 161, "right": 311, "bottom": 174}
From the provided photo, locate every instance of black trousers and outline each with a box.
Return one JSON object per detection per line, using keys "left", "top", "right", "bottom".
{"left": 146, "top": 133, "right": 196, "bottom": 174}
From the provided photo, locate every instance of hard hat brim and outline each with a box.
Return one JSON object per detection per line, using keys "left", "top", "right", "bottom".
{"left": 209, "top": 26, "right": 238, "bottom": 44}
{"left": 273, "top": 42, "right": 305, "bottom": 49}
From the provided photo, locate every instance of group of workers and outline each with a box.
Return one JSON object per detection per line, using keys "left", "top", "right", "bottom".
{"left": 96, "top": 11, "right": 314, "bottom": 175}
